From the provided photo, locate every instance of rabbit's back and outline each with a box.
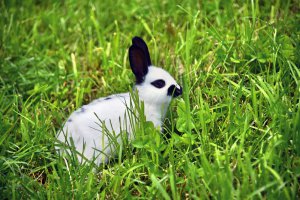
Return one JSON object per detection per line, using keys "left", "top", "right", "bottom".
{"left": 57, "top": 93, "right": 132, "bottom": 164}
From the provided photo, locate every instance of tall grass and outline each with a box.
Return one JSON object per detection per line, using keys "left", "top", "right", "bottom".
{"left": 1, "top": 0, "right": 299, "bottom": 199}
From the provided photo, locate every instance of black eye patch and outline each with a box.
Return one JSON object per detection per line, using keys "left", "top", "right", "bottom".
{"left": 151, "top": 79, "right": 166, "bottom": 88}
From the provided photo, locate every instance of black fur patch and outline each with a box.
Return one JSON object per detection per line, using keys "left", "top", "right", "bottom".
{"left": 151, "top": 79, "right": 166, "bottom": 88}
{"left": 167, "top": 85, "right": 182, "bottom": 97}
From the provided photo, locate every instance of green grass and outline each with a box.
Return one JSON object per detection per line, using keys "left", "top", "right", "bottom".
{"left": 1, "top": 0, "right": 300, "bottom": 199}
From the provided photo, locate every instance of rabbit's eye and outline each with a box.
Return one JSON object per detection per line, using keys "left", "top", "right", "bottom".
{"left": 151, "top": 79, "right": 166, "bottom": 88}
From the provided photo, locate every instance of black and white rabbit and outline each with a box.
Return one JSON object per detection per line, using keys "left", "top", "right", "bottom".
{"left": 57, "top": 37, "right": 182, "bottom": 165}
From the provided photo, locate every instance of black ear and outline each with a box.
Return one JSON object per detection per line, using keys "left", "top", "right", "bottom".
{"left": 129, "top": 37, "right": 151, "bottom": 84}
{"left": 132, "top": 37, "right": 152, "bottom": 66}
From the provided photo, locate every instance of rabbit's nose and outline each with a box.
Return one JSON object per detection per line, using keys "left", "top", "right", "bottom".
{"left": 174, "top": 86, "right": 182, "bottom": 97}
{"left": 167, "top": 85, "right": 183, "bottom": 97}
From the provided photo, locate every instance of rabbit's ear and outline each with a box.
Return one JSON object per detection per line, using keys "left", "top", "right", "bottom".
{"left": 132, "top": 37, "right": 152, "bottom": 66}
{"left": 129, "top": 38, "right": 151, "bottom": 84}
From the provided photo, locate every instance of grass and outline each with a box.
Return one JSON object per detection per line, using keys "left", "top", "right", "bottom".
{"left": 1, "top": 0, "right": 300, "bottom": 199}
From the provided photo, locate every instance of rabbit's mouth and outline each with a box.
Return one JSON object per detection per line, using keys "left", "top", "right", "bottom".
{"left": 167, "top": 85, "right": 182, "bottom": 97}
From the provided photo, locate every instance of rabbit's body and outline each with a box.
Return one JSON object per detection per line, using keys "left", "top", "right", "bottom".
{"left": 58, "top": 93, "right": 131, "bottom": 164}
{"left": 57, "top": 37, "right": 182, "bottom": 165}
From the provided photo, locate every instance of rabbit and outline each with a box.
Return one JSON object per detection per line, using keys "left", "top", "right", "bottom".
{"left": 57, "top": 37, "right": 182, "bottom": 165}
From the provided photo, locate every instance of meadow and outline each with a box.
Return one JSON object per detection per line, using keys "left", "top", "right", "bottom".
{"left": 0, "top": 0, "right": 299, "bottom": 199}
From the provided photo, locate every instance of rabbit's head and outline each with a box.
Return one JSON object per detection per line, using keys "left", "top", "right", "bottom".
{"left": 129, "top": 37, "right": 182, "bottom": 105}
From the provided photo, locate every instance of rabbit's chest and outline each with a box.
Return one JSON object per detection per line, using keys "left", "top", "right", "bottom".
{"left": 143, "top": 104, "right": 163, "bottom": 128}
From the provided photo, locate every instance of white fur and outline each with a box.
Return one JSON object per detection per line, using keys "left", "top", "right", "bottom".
{"left": 57, "top": 38, "right": 181, "bottom": 165}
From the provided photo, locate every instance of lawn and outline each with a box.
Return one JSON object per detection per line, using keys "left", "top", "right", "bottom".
{"left": 0, "top": 0, "right": 299, "bottom": 199}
